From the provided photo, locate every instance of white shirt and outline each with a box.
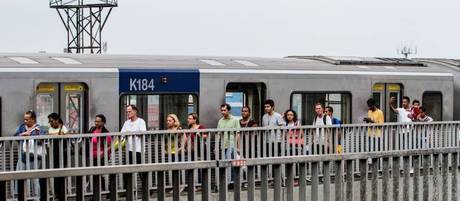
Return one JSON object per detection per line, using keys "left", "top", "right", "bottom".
{"left": 121, "top": 118, "right": 147, "bottom": 153}
{"left": 396, "top": 108, "right": 412, "bottom": 123}
{"left": 312, "top": 114, "right": 332, "bottom": 144}
{"left": 262, "top": 112, "right": 284, "bottom": 141}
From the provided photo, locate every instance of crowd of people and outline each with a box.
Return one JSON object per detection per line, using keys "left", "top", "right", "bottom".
{"left": 12, "top": 97, "right": 434, "bottom": 198}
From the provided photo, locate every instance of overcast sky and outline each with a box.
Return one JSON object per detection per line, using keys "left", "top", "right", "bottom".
{"left": 2, "top": 0, "right": 459, "bottom": 58}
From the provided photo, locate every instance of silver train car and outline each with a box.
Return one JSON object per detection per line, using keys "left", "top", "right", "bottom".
{"left": 0, "top": 53, "right": 455, "bottom": 136}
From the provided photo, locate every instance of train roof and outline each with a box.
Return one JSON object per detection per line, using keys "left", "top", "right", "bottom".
{"left": 0, "top": 53, "right": 452, "bottom": 74}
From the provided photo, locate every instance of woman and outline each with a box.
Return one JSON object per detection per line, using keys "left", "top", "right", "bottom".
{"left": 48, "top": 113, "right": 68, "bottom": 200}
{"left": 166, "top": 114, "right": 186, "bottom": 193}
{"left": 187, "top": 113, "right": 206, "bottom": 159}
{"left": 283, "top": 109, "right": 305, "bottom": 156}
{"left": 87, "top": 114, "right": 111, "bottom": 191}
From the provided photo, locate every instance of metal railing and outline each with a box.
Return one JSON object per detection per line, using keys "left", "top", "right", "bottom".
{"left": 0, "top": 121, "right": 459, "bottom": 199}
{"left": 1, "top": 147, "right": 459, "bottom": 201}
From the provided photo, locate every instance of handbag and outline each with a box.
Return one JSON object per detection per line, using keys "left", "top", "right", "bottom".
{"left": 113, "top": 137, "right": 126, "bottom": 151}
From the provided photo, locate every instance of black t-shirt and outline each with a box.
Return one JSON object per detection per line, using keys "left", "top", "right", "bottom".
{"left": 240, "top": 119, "right": 257, "bottom": 128}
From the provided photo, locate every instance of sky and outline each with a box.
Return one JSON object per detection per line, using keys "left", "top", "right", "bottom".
{"left": 1, "top": 0, "right": 460, "bottom": 58}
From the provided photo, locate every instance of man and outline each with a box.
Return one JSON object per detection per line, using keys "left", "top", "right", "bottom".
{"left": 417, "top": 106, "right": 433, "bottom": 122}
{"left": 325, "top": 106, "right": 342, "bottom": 125}
{"left": 239, "top": 106, "right": 257, "bottom": 128}
{"left": 325, "top": 106, "right": 342, "bottom": 153}
{"left": 410, "top": 100, "right": 421, "bottom": 121}
{"left": 312, "top": 103, "right": 332, "bottom": 154}
{"left": 364, "top": 98, "right": 384, "bottom": 153}
{"left": 217, "top": 103, "right": 241, "bottom": 183}
{"left": 120, "top": 105, "right": 146, "bottom": 186}
{"left": 390, "top": 96, "right": 412, "bottom": 123}
{"left": 262, "top": 99, "right": 284, "bottom": 157}
{"left": 15, "top": 110, "right": 46, "bottom": 199}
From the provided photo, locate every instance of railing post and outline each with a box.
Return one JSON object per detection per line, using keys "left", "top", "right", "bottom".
{"left": 423, "top": 154, "right": 430, "bottom": 201}
{"left": 234, "top": 167, "right": 241, "bottom": 201}
{"left": 261, "top": 165, "right": 268, "bottom": 201}
{"left": 286, "top": 163, "right": 294, "bottom": 201}
{"left": 140, "top": 172, "right": 149, "bottom": 201}
{"left": 452, "top": 152, "right": 458, "bottom": 201}
{"left": 403, "top": 156, "right": 410, "bottom": 201}
{"left": 359, "top": 159, "right": 367, "bottom": 201}
{"left": 17, "top": 179, "right": 26, "bottom": 201}
{"left": 371, "top": 158, "right": 378, "bottom": 201}
{"left": 345, "top": 160, "right": 353, "bottom": 201}
{"left": 335, "top": 160, "right": 343, "bottom": 201}
{"left": 413, "top": 155, "right": 421, "bottom": 201}
{"left": 109, "top": 174, "right": 117, "bottom": 201}
{"left": 0, "top": 181, "right": 6, "bottom": 201}
{"left": 392, "top": 157, "right": 400, "bottom": 201}
{"left": 157, "top": 171, "right": 165, "bottom": 201}
{"left": 125, "top": 173, "right": 134, "bottom": 201}
{"left": 219, "top": 167, "right": 227, "bottom": 201}
{"left": 76, "top": 176, "right": 84, "bottom": 201}
{"left": 311, "top": 162, "right": 319, "bottom": 201}
{"left": 172, "top": 170, "right": 180, "bottom": 201}
{"left": 93, "top": 175, "right": 102, "bottom": 201}
{"left": 273, "top": 164, "right": 282, "bottom": 201}
{"left": 382, "top": 157, "right": 389, "bottom": 201}
{"left": 299, "top": 162, "right": 306, "bottom": 201}
{"left": 323, "top": 161, "right": 330, "bottom": 201}
{"left": 433, "top": 154, "right": 440, "bottom": 201}
{"left": 202, "top": 168, "right": 210, "bottom": 201}
{"left": 441, "top": 153, "right": 448, "bottom": 201}
{"left": 186, "top": 169, "right": 195, "bottom": 201}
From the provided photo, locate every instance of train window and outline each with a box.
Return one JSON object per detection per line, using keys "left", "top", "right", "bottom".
{"left": 35, "top": 83, "right": 87, "bottom": 133}
{"left": 291, "top": 92, "right": 351, "bottom": 125}
{"left": 372, "top": 83, "right": 403, "bottom": 122}
{"left": 120, "top": 94, "right": 198, "bottom": 130}
{"left": 0, "top": 97, "right": 2, "bottom": 137}
{"left": 226, "top": 83, "right": 266, "bottom": 124}
{"left": 422, "top": 92, "right": 442, "bottom": 121}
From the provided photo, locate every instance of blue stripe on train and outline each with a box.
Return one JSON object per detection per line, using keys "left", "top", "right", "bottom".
{"left": 119, "top": 68, "right": 199, "bottom": 94}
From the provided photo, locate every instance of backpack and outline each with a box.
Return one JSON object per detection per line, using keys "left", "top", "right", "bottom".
{"left": 314, "top": 115, "right": 327, "bottom": 125}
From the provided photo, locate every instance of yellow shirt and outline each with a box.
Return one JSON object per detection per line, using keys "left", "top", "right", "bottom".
{"left": 367, "top": 109, "right": 384, "bottom": 137}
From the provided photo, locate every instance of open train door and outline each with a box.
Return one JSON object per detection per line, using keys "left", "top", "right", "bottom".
{"left": 225, "top": 82, "right": 266, "bottom": 125}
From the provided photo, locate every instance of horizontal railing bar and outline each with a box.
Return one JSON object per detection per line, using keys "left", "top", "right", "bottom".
{"left": 219, "top": 147, "right": 460, "bottom": 167}
{"left": 1, "top": 121, "right": 458, "bottom": 141}
{"left": 0, "top": 161, "right": 217, "bottom": 181}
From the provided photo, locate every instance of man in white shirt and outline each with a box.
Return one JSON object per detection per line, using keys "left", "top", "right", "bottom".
{"left": 390, "top": 96, "right": 412, "bottom": 123}
{"left": 312, "top": 103, "right": 332, "bottom": 154}
{"left": 121, "top": 105, "right": 147, "bottom": 186}
{"left": 262, "top": 99, "right": 284, "bottom": 157}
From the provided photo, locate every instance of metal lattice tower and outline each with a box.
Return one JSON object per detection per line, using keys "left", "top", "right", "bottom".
{"left": 50, "top": 0, "right": 117, "bottom": 54}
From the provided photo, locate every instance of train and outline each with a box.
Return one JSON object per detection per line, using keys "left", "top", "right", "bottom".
{"left": 0, "top": 53, "right": 457, "bottom": 136}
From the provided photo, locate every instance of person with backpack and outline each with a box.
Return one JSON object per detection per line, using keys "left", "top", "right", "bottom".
{"left": 312, "top": 103, "right": 332, "bottom": 154}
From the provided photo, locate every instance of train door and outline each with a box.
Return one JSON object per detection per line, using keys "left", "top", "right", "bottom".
{"left": 225, "top": 83, "right": 266, "bottom": 124}
{"left": 35, "top": 83, "right": 87, "bottom": 134}
{"left": 372, "top": 83, "right": 402, "bottom": 122}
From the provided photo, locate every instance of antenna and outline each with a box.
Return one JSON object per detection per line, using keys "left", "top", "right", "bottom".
{"left": 397, "top": 45, "right": 417, "bottom": 59}
{"left": 50, "top": 0, "right": 117, "bottom": 54}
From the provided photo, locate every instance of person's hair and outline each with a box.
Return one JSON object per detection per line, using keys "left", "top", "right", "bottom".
{"left": 314, "top": 102, "right": 324, "bottom": 109}
{"left": 25, "top": 110, "right": 37, "bottom": 121}
{"left": 242, "top": 106, "right": 251, "bottom": 113}
{"left": 419, "top": 106, "right": 427, "bottom": 113}
{"left": 367, "top": 98, "right": 376, "bottom": 106}
{"left": 283, "top": 109, "right": 298, "bottom": 123}
{"left": 95, "top": 114, "right": 106, "bottom": 123}
{"left": 402, "top": 96, "right": 410, "bottom": 103}
{"left": 127, "top": 104, "right": 139, "bottom": 113}
{"left": 188, "top": 113, "right": 199, "bottom": 124}
{"left": 220, "top": 103, "right": 231, "bottom": 111}
{"left": 48, "top": 113, "right": 63, "bottom": 124}
{"left": 167, "top": 114, "right": 181, "bottom": 128}
{"left": 325, "top": 106, "right": 334, "bottom": 113}
{"left": 412, "top": 99, "right": 420, "bottom": 105}
{"left": 264, "top": 99, "right": 275, "bottom": 107}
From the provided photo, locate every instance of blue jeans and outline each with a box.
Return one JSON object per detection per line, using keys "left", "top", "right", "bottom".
{"left": 16, "top": 157, "right": 42, "bottom": 199}
{"left": 225, "top": 148, "right": 237, "bottom": 183}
